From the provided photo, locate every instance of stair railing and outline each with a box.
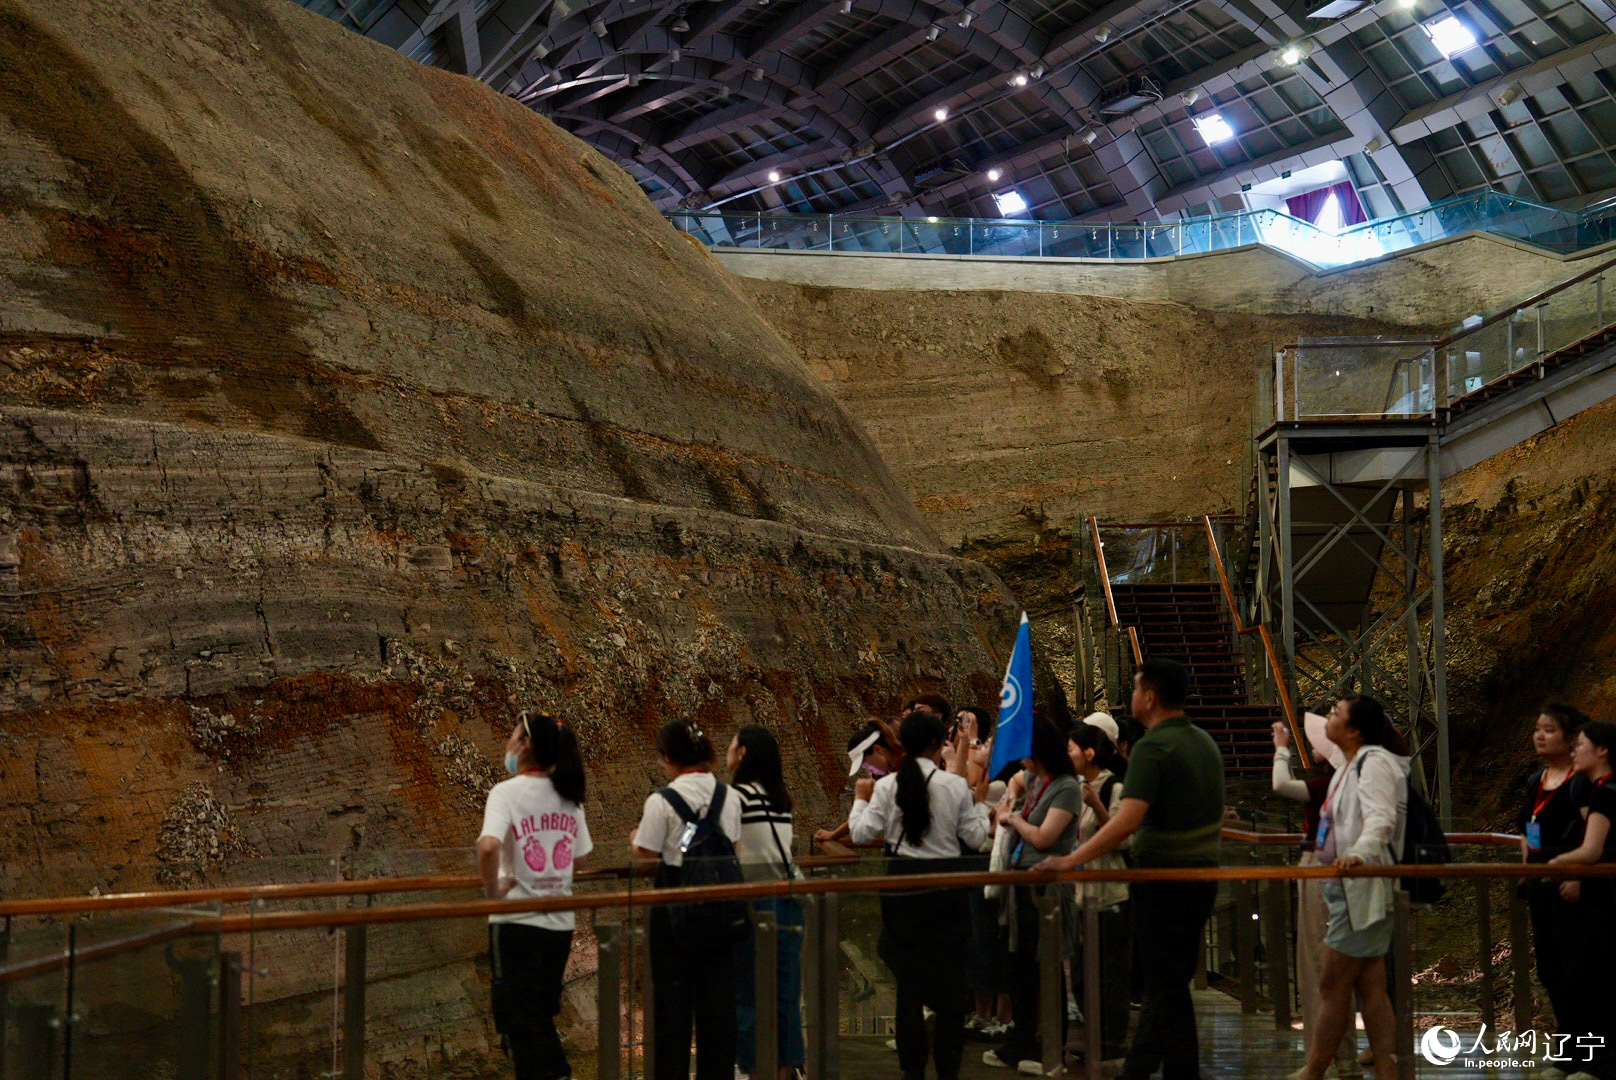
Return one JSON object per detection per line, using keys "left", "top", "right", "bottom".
{"left": 1202, "top": 514, "right": 1310, "bottom": 770}
{"left": 1087, "top": 515, "right": 1143, "bottom": 671}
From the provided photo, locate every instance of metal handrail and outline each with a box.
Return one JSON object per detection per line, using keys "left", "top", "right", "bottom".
{"left": 1087, "top": 515, "right": 1143, "bottom": 665}
{"left": 1203, "top": 514, "right": 1308, "bottom": 771}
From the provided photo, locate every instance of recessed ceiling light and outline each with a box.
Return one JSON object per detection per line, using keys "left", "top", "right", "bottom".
{"left": 1010, "top": 73, "right": 1029, "bottom": 86}
{"left": 933, "top": 106, "right": 949, "bottom": 121}
{"left": 1425, "top": 14, "right": 1477, "bottom": 56}
{"left": 987, "top": 167, "right": 1003, "bottom": 181}
{"left": 926, "top": 215, "right": 940, "bottom": 223}
{"left": 1280, "top": 43, "right": 1304, "bottom": 64}
{"left": 767, "top": 170, "right": 781, "bottom": 182}
{"left": 1192, "top": 113, "right": 1235, "bottom": 144}
{"left": 993, "top": 190, "right": 1029, "bottom": 216}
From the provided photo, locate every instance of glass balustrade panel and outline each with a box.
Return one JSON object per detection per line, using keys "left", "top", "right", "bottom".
{"left": 1290, "top": 341, "right": 1438, "bottom": 419}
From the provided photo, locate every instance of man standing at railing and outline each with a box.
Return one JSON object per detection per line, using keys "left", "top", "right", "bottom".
{"left": 1045, "top": 658, "right": 1224, "bottom": 1080}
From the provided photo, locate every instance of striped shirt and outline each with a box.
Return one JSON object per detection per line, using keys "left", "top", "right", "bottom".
{"left": 735, "top": 781, "right": 795, "bottom": 881}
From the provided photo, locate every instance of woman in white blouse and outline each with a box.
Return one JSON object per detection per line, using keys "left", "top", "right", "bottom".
{"left": 850, "top": 709, "right": 991, "bottom": 1080}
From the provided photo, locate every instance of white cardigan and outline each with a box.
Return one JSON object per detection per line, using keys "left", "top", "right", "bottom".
{"left": 1322, "top": 745, "right": 1410, "bottom": 929}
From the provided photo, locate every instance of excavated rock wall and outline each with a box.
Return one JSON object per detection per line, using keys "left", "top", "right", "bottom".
{"left": 0, "top": 0, "right": 1019, "bottom": 1071}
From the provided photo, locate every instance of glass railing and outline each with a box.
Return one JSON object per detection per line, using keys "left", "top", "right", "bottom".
{"left": 667, "top": 189, "right": 1616, "bottom": 270}
{"left": 1268, "top": 257, "right": 1616, "bottom": 421}
{"left": 7, "top": 838, "right": 1609, "bottom": 1079}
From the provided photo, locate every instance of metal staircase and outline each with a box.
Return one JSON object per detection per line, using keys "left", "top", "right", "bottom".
{"left": 1251, "top": 254, "right": 1616, "bottom": 820}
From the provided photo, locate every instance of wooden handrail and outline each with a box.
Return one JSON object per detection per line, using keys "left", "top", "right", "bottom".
{"left": 1203, "top": 515, "right": 1309, "bottom": 770}
{"left": 1087, "top": 515, "right": 1143, "bottom": 665}
{"left": 1221, "top": 827, "right": 1522, "bottom": 848}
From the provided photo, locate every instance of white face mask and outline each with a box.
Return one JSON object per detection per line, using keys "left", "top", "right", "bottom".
{"left": 504, "top": 752, "right": 521, "bottom": 776}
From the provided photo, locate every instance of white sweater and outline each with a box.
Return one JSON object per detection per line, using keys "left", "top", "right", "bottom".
{"left": 1323, "top": 745, "right": 1410, "bottom": 929}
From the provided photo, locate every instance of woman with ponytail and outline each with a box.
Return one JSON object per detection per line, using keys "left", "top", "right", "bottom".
{"left": 632, "top": 719, "right": 744, "bottom": 1080}
{"left": 849, "top": 710, "right": 992, "bottom": 1080}
{"left": 477, "top": 711, "right": 593, "bottom": 1080}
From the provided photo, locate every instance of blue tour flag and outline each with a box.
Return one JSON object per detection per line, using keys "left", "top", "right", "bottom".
{"left": 989, "top": 613, "right": 1034, "bottom": 777}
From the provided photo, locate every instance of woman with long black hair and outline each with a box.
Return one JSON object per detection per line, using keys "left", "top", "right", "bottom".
{"left": 849, "top": 710, "right": 992, "bottom": 1080}
{"left": 478, "top": 711, "right": 593, "bottom": 1080}
{"left": 727, "top": 725, "right": 805, "bottom": 1080}
{"left": 985, "top": 714, "right": 1081, "bottom": 1073}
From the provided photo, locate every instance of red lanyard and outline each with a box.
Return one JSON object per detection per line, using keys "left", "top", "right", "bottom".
{"left": 1531, "top": 767, "right": 1573, "bottom": 820}
{"left": 1597, "top": 772, "right": 1615, "bottom": 788}
{"left": 1024, "top": 775, "right": 1053, "bottom": 816}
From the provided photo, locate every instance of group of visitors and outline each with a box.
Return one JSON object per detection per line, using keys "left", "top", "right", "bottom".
{"left": 472, "top": 671, "right": 1615, "bottom": 1080}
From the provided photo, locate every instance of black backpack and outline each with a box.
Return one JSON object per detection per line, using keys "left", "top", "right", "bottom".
{"left": 655, "top": 784, "right": 749, "bottom": 944}
{"left": 1354, "top": 754, "right": 1450, "bottom": 904}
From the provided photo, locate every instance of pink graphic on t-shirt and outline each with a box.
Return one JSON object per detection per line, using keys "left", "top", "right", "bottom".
{"left": 552, "top": 834, "right": 574, "bottom": 871}
{"left": 522, "top": 834, "right": 547, "bottom": 872}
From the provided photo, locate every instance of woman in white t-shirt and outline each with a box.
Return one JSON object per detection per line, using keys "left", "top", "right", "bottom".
{"left": 727, "top": 725, "right": 804, "bottom": 1080}
{"left": 631, "top": 720, "right": 744, "bottom": 1080}
{"left": 477, "top": 712, "right": 593, "bottom": 1080}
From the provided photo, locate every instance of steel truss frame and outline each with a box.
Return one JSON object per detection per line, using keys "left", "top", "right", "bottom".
{"left": 1256, "top": 432, "right": 1451, "bottom": 824}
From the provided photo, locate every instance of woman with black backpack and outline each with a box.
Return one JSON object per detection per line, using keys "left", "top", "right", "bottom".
{"left": 849, "top": 709, "right": 992, "bottom": 1080}
{"left": 632, "top": 719, "right": 745, "bottom": 1080}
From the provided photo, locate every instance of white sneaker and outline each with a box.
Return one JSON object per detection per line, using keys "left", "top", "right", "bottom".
{"left": 885, "top": 1038, "right": 897, "bottom": 1051}
{"left": 965, "top": 1014, "right": 985, "bottom": 1033}
{"left": 983, "top": 1050, "right": 1013, "bottom": 1069}
{"left": 982, "top": 1020, "right": 1010, "bottom": 1038}
{"left": 1016, "top": 1061, "right": 1044, "bottom": 1076}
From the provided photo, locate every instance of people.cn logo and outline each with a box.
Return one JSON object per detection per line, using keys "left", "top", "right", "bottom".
{"left": 1421, "top": 1027, "right": 1463, "bottom": 1066}
{"left": 1000, "top": 674, "right": 1023, "bottom": 715}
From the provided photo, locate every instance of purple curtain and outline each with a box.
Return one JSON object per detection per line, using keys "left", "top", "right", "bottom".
{"left": 1286, "top": 181, "right": 1367, "bottom": 227}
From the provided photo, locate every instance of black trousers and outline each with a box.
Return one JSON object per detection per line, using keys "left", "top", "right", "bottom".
{"left": 879, "top": 859, "right": 972, "bottom": 1079}
{"left": 1526, "top": 880, "right": 1580, "bottom": 1031}
{"left": 999, "top": 885, "right": 1067, "bottom": 1064}
{"left": 649, "top": 906, "right": 737, "bottom": 1080}
{"left": 1565, "top": 881, "right": 1616, "bottom": 1080}
{"left": 1121, "top": 879, "right": 1217, "bottom": 1080}
{"left": 490, "top": 922, "right": 574, "bottom": 1080}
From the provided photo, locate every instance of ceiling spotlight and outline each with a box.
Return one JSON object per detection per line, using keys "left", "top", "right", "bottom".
{"left": 926, "top": 215, "right": 940, "bottom": 222}
{"left": 1029, "top": 64, "right": 1045, "bottom": 78}
{"left": 1010, "top": 73, "right": 1029, "bottom": 86}
{"left": 1278, "top": 41, "right": 1309, "bottom": 65}
{"left": 840, "top": 0, "right": 853, "bottom": 11}
{"left": 751, "top": 64, "right": 765, "bottom": 79}
{"left": 925, "top": 24, "right": 941, "bottom": 39}
{"left": 669, "top": 46, "right": 681, "bottom": 62}
{"left": 768, "top": 169, "right": 781, "bottom": 182}
{"left": 1363, "top": 134, "right": 1384, "bottom": 154}
{"left": 720, "top": 84, "right": 731, "bottom": 98}
{"left": 1179, "top": 88, "right": 1200, "bottom": 106}
{"left": 986, "top": 167, "right": 1003, "bottom": 181}
{"left": 591, "top": 16, "right": 609, "bottom": 36}
{"left": 958, "top": 11, "right": 974, "bottom": 27}
{"left": 670, "top": 5, "right": 690, "bottom": 32}
{"left": 1094, "top": 25, "right": 1112, "bottom": 43}
{"left": 934, "top": 106, "right": 949, "bottom": 121}
{"left": 1080, "top": 127, "right": 1099, "bottom": 145}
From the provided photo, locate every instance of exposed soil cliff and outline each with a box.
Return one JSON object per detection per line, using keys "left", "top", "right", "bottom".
{"left": 0, "top": 0, "right": 1020, "bottom": 1071}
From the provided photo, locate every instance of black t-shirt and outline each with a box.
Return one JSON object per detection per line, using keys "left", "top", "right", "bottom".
{"left": 1588, "top": 779, "right": 1616, "bottom": 861}
{"left": 1518, "top": 768, "right": 1590, "bottom": 863}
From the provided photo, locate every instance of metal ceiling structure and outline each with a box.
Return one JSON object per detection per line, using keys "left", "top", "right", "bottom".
{"left": 299, "top": 0, "right": 1616, "bottom": 221}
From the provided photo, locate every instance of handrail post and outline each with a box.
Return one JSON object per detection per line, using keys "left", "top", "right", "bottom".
{"left": 0, "top": 915, "right": 8, "bottom": 1080}
{"left": 1037, "top": 888, "right": 1062, "bottom": 1076}
{"left": 818, "top": 893, "right": 841, "bottom": 1080}
{"left": 1262, "top": 872, "right": 1291, "bottom": 1031}
{"left": 596, "top": 919, "right": 623, "bottom": 1080}
{"left": 1536, "top": 302, "right": 1547, "bottom": 360}
{"left": 1392, "top": 891, "right": 1414, "bottom": 1080}
{"left": 1233, "top": 879, "right": 1256, "bottom": 1014}
{"left": 752, "top": 903, "right": 779, "bottom": 1080}
{"left": 1509, "top": 886, "right": 1531, "bottom": 1030}
{"left": 342, "top": 921, "right": 366, "bottom": 1080}
{"left": 1082, "top": 892, "right": 1102, "bottom": 1080}
{"left": 220, "top": 951, "right": 243, "bottom": 1080}
{"left": 1474, "top": 880, "right": 1495, "bottom": 1031}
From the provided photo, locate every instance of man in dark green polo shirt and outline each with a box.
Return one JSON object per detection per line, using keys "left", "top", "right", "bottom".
{"left": 1046, "top": 658, "right": 1224, "bottom": 1079}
